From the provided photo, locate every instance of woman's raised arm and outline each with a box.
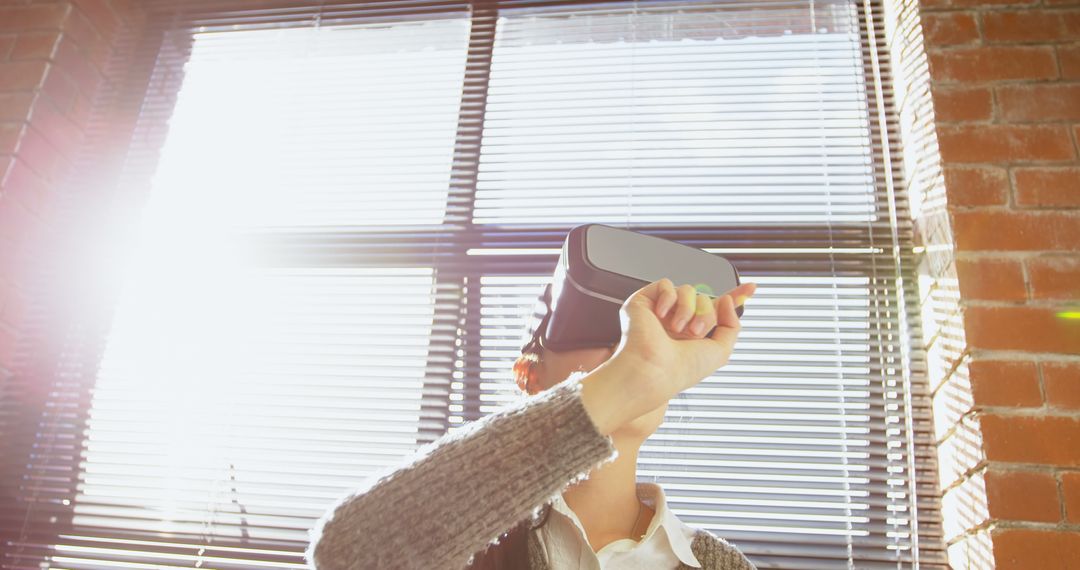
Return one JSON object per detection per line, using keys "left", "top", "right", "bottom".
{"left": 306, "top": 278, "right": 752, "bottom": 569}
{"left": 305, "top": 365, "right": 628, "bottom": 569}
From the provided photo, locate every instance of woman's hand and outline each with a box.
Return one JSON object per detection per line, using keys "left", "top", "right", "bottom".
{"left": 613, "top": 278, "right": 756, "bottom": 404}
{"left": 579, "top": 277, "right": 755, "bottom": 436}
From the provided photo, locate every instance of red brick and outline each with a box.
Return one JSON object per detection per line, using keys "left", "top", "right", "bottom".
{"left": 40, "top": 67, "right": 79, "bottom": 115}
{"left": 52, "top": 64, "right": 99, "bottom": 108}
{"left": 0, "top": 5, "right": 68, "bottom": 33}
{"left": 1014, "top": 167, "right": 1080, "bottom": 208}
{"left": 0, "top": 60, "right": 49, "bottom": 91}
{"left": 993, "top": 529, "right": 1080, "bottom": 570}
{"left": 52, "top": 37, "right": 103, "bottom": 103}
{"left": 938, "top": 125, "right": 1074, "bottom": 163}
{"left": 933, "top": 86, "right": 993, "bottom": 122}
{"left": 945, "top": 166, "right": 1009, "bottom": 206}
{"left": 1064, "top": 472, "right": 1080, "bottom": 523}
{"left": 922, "top": 0, "right": 1037, "bottom": 7}
{"left": 1044, "top": 361, "right": 1080, "bottom": 409}
{"left": 1061, "top": 44, "right": 1080, "bottom": 79}
{"left": 956, "top": 257, "right": 1027, "bottom": 301}
{"left": 0, "top": 93, "right": 33, "bottom": 123}
{"left": 27, "top": 95, "right": 84, "bottom": 163}
{"left": 985, "top": 469, "right": 1061, "bottom": 522}
{"left": 998, "top": 84, "right": 1080, "bottom": 122}
{"left": 982, "top": 10, "right": 1071, "bottom": 43}
{"left": 0, "top": 34, "right": 15, "bottom": 59}
{"left": 72, "top": 0, "right": 122, "bottom": 41}
{"left": 953, "top": 210, "right": 1080, "bottom": 251}
{"left": 1065, "top": 10, "right": 1080, "bottom": 36}
{"left": 2, "top": 158, "right": 51, "bottom": 215}
{"left": 63, "top": 7, "right": 109, "bottom": 72}
{"left": 0, "top": 195, "right": 38, "bottom": 243}
{"left": 965, "top": 305, "right": 1080, "bottom": 353}
{"left": 923, "top": 12, "right": 979, "bottom": 45}
{"left": 107, "top": 0, "right": 141, "bottom": 22}
{"left": 9, "top": 31, "right": 59, "bottom": 61}
{"left": 928, "top": 46, "right": 1058, "bottom": 82}
{"left": 0, "top": 122, "right": 21, "bottom": 156}
{"left": 69, "top": 92, "right": 93, "bottom": 127}
{"left": 16, "top": 124, "right": 70, "bottom": 185}
{"left": 969, "top": 359, "right": 1042, "bottom": 406}
{"left": 1027, "top": 256, "right": 1080, "bottom": 300}
{"left": 981, "top": 414, "right": 1080, "bottom": 466}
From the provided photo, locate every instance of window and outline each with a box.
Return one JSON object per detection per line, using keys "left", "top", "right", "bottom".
{"left": 0, "top": 1, "right": 945, "bottom": 569}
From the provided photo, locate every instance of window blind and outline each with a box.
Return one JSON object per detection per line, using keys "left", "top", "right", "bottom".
{"left": 0, "top": 1, "right": 946, "bottom": 569}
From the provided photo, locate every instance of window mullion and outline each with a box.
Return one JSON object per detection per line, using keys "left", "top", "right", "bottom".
{"left": 430, "top": 1, "right": 499, "bottom": 432}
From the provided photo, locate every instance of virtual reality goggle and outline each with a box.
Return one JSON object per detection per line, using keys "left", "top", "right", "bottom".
{"left": 522, "top": 224, "right": 742, "bottom": 353}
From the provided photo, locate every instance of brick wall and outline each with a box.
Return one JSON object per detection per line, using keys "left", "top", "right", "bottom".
{"left": 0, "top": 3, "right": 161, "bottom": 558}
{"left": 917, "top": 0, "right": 1080, "bottom": 568}
{"left": 0, "top": 0, "right": 142, "bottom": 378}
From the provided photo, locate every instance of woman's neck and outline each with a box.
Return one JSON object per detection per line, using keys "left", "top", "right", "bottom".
{"left": 561, "top": 438, "right": 651, "bottom": 551}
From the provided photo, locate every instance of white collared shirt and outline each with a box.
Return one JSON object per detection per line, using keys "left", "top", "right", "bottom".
{"left": 536, "top": 482, "right": 702, "bottom": 569}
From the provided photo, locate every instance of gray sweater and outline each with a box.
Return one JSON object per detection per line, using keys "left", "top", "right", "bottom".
{"left": 307, "top": 373, "right": 755, "bottom": 569}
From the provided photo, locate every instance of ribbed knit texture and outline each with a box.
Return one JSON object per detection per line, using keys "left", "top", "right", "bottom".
{"left": 306, "top": 372, "right": 755, "bottom": 569}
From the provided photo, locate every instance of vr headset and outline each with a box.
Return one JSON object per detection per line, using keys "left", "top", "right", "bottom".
{"left": 522, "top": 224, "right": 742, "bottom": 353}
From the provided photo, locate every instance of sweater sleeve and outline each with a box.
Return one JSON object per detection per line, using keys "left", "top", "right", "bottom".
{"left": 688, "top": 529, "right": 757, "bottom": 570}
{"left": 305, "top": 371, "right": 618, "bottom": 570}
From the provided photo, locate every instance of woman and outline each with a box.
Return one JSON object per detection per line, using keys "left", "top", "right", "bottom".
{"left": 307, "top": 277, "right": 758, "bottom": 569}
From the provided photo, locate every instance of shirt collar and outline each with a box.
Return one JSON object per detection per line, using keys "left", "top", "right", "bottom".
{"left": 550, "top": 482, "right": 702, "bottom": 568}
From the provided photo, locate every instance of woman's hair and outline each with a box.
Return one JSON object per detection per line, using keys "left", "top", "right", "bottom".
{"left": 512, "top": 345, "right": 543, "bottom": 395}
{"left": 463, "top": 347, "right": 549, "bottom": 569}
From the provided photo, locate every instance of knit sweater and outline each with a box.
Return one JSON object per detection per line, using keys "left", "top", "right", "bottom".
{"left": 307, "top": 372, "right": 756, "bottom": 570}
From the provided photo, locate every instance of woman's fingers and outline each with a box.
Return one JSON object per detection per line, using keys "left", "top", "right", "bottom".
{"left": 726, "top": 282, "right": 758, "bottom": 308}
{"left": 654, "top": 278, "right": 677, "bottom": 319}
{"left": 714, "top": 282, "right": 756, "bottom": 332}
{"left": 641, "top": 279, "right": 757, "bottom": 337}
{"left": 687, "top": 292, "right": 716, "bottom": 337}
{"left": 668, "top": 284, "right": 698, "bottom": 333}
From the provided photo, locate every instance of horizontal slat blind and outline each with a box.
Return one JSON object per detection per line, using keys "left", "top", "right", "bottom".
{"left": 0, "top": 1, "right": 945, "bottom": 569}
{"left": 73, "top": 266, "right": 443, "bottom": 549}
{"left": 476, "top": 3, "right": 876, "bottom": 226}
{"left": 158, "top": 18, "right": 471, "bottom": 229}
